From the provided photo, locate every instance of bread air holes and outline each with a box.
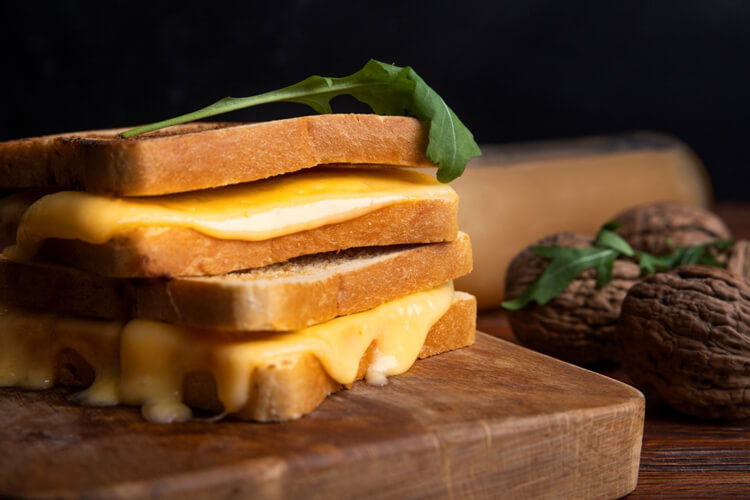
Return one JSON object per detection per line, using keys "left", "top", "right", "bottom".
{"left": 56, "top": 348, "right": 95, "bottom": 388}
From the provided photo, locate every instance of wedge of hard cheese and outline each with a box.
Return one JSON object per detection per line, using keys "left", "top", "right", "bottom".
{"left": 0, "top": 286, "right": 476, "bottom": 422}
{"left": 452, "top": 132, "right": 713, "bottom": 308}
{"left": 0, "top": 115, "right": 432, "bottom": 196}
{"left": 0, "top": 233, "right": 472, "bottom": 330}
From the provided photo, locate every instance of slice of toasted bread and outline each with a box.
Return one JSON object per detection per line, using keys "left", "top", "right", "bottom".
{"left": 1, "top": 233, "right": 472, "bottom": 330}
{"left": 6, "top": 292, "right": 476, "bottom": 422}
{"left": 0, "top": 115, "right": 433, "bottom": 196}
{"left": 29, "top": 196, "right": 458, "bottom": 277}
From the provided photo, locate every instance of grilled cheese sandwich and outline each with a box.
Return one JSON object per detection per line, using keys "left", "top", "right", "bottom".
{"left": 0, "top": 114, "right": 476, "bottom": 422}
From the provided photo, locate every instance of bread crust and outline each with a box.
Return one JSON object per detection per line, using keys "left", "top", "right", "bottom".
{"left": 2, "top": 234, "right": 472, "bottom": 330}
{"left": 34, "top": 197, "right": 458, "bottom": 277}
{"left": 0, "top": 116, "right": 433, "bottom": 196}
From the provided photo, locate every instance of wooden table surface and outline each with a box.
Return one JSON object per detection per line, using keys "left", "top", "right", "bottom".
{"left": 0, "top": 334, "right": 645, "bottom": 500}
{"left": 476, "top": 203, "right": 750, "bottom": 498}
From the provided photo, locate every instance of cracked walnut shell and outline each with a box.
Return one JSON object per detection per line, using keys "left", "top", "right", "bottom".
{"left": 505, "top": 232, "right": 640, "bottom": 364}
{"left": 616, "top": 265, "right": 750, "bottom": 419}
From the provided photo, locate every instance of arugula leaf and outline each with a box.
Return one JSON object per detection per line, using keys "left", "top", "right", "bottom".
{"left": 636, "top": 239, "right": 733, "bottom": 275}
{"left": 595, "top": 227, "right": 634, "bottom": 256}
{"left": 501, "top": 223, "right": 734, "bottom": 310}
{"left": 636, "top": 252, "right": 675, "bottom": 274}
{"left": 119, "top": 60, "right": 481, "bottom": 182}
{"left": 712, "top": 239, "right": 734, "bottom": 252}
{"left": 502, "top": 246, "right": 617, "bottom": 310}
{"left": 594, "top": 251, "right": 617, "bottom": 289}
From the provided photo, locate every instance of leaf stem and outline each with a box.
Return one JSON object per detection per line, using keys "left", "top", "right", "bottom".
{"left": 120, "top": 80, "right": 408, "bottom": 138}
{"left": 117, "top": 60, "right": 481, "bottom": 182}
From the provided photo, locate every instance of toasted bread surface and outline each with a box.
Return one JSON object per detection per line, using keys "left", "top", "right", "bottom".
{"left": 1, "top": 233, "right": 472, "bottom": 330}
{"left": 32, "top": 196, "right": 458, "bottom": 277}
{"left": 0, "top": 257, "right": 133, "bottom": 319}
{"left": 0, "top": 116, "right": 433, "bottom": 196}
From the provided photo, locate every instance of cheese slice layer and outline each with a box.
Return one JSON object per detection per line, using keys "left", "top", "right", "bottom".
{"left": 13, "top": 167, "right": 456, "bottom": 256}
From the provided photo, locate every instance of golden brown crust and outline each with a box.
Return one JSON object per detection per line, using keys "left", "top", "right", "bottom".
{"left": 0, "top": 257, "right": 134, "bottom": 319}
{"left": 417, "top": 292, "right": 476, "bottom": 358}
{"left": 2, "top": 234, "right": 473, "bottom": 330}
{"left": 0, "top": 124, "right": 220, "bottom": 189}
{"left": 0, "top": 116, "right": 433, "bottom": 196}
{"left": 34, "top": 197, "right": 458, "bottom": 277}
{"left": 139, "top": 234, "right": 472, "bottom": 330}
{"left": 183, "top": 292, "right": 478, "bottom": 421}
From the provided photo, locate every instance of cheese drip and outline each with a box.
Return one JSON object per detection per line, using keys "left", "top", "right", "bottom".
{"left": 0, "top": 307, "right": 121, "bottom": 405}
{"left": 119, "top": 282, "right": 454, "bottom": 423}
{"left": 13, "top": 167, "right": 456, "bottom": 256}
{"left": 0, "top": 283, "right": 455, "bottom": 423}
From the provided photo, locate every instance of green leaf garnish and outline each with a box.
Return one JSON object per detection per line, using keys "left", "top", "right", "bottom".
{"left": 501, "top": 223, "right": 733, "bottom": 310}
{"left": 594, "top": 251, "right": 617, "bottom": 289}
{"left": 636, "top": 239, "right": 733, "bottom": 275}
{"left": 636, "top": 252, "right": 674, "bottom": 274}
{"left": 595, "top": 227, "right": 634, "bottom": 256}
{"left": 502, "top": 247, "right": 617, "bottom": 310}
{"left": 119, "top": 59, "right": 481, "bottom": 183}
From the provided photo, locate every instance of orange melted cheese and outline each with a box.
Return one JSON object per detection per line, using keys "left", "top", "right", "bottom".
{"left": 11, "top": 167, "right": 456, "bottom": 257}
{"left": 0, "top": 283, "right": 454, "bottom": 422}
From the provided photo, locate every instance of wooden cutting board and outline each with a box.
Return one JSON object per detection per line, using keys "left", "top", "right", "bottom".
{"left": 0, "top": 333, "right": 644, "bottom": 499}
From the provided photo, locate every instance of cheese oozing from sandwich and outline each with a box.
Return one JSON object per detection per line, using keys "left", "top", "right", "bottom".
{"left": 0, "top": 282, "right": 454, "bottom": 423}
{"left": 0, "top": 307, "right": 121, "bottom": 406}
{"left": 12, "top": 167, "right": 456, "bottom": 256}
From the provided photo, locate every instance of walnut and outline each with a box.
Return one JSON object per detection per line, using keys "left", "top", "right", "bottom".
{"left": 505, "top": 232, "right": 640, "bottom": 364}
{"left": 616, "top": 266, "right": 750, "bottom": 419}
{"left": 727, "top": 240, "right": 750, "bottom": 279}
{"left": 613, "top": 202, "right": 731, "bottom": 255}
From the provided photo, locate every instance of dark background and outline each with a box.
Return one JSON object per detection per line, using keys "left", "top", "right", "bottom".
{"left": 2, "top": 1, "right": 748, "bottom": 200}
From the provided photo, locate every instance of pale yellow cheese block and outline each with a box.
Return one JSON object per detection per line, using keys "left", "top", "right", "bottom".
{"left": 451, "top": 132, "right": 711, "bottom": 308}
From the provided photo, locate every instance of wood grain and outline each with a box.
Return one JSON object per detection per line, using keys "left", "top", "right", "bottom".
{"left": 479, "top": 311, "right": 750, "bottom": 498}
{"left": 0, "top": 333, "right": 643, "bottom": 499}
{"left": 478, "top": 203, "right": 750, "bottom": 498}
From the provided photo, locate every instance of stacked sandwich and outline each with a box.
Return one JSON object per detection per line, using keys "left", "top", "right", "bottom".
{"left": 0, "top": 114, "right": 476, "bottom": 422}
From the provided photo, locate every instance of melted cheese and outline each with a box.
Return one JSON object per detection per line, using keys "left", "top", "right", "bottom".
{"left": 0, "top": 307, "right": 121, "bottom": 405}
{"left": 119, "top": 282, "right": 453, "bottom": 422}
{"left": 0, "top": 283, "right": 454, "bottom": 423}
{"left": 12, "top": 167, "right": 456, "bottom": 256}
